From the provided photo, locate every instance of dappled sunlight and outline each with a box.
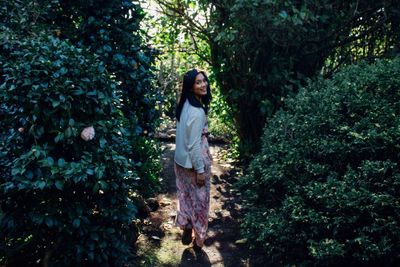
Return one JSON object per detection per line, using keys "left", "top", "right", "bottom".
{"left": 136, "top": 141, "right": 252, "bottom": 266}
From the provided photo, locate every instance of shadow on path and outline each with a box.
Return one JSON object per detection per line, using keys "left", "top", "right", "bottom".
{"left": 180, "top": 248, "right": 212, "bottom": 267}
{"left": 136, "top": 142, "right": 257, "bottom": 266}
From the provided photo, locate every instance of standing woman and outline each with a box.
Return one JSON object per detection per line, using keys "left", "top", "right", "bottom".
{"left": 174, "top": 69, "right": 212, "bottom": 251}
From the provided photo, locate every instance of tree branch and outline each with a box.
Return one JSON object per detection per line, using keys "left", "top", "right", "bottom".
{"left": 155, "top": 0, "right": 212, "bottom": 41}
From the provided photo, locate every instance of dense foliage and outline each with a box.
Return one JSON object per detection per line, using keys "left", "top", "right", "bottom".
{"left": 142, "top": 1, "right": 235, "bottom": 141}
{"left": 44, "top": 0, "right": 159, "bottom": 132}
{"left": 0, "top": 33, "right": 136, "bottom": 266}
{"left": 41, "top": 0, "right": 161, "bottom": 196}
{"left": 0, "top": 1, "right": 160, "bottom": 265}
{"left": 155, "top": 0, "right": 400, "bottom": 158}
{"left": 239, "top": 58, "right": 400, "bottom": 266}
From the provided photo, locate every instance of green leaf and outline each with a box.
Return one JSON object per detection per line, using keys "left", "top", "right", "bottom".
{"left": 93, "top": 182, "right": 100, "bottom": 193}
{"left": 38, "top": 181, "right": 46, "bottom": 190}
{"left": 54, "top": 132, "right": 64, "bottom": 143}
{"left": 76, "top": 245, "right": 84, "bottom": 255}
{"left": 279, "top": 10, "right": 288, "bottom": 19}
{"left": 25, "top": 170, "right": 34, "bottom": 179}
{"left": 98, "top": 64, "right": 106, "bottom": 73}
{"left": 88, "top": 252, "right": 94, "bottom": 261}
{"left": 60, "top": 67, "right": 68, "bottom": 75}
{"left": 51, "top": 99, "right": 60, "bottom": 107}
{"left": 73, "top": 218, "right": 81, "bottom": 228}
{"left": 65, "top": 127, "right": 72, "bottom": 138}
{"left": 47, "top": 157, "right": 54, "bottom": 166}
{"left": 107, "top": 228, "right": 115, "bottom": 234}
{"left": 45, "top": 217, "right": 54, "bottom": 227}
{"left": 96, "top": 169, "right": 104, "bottom": 179}
{"left": 99, "top": 180, "right": 108, "bottom": 191}
{"left": 11, "top": 168, "right": 20, "bottom": 176}
{"left": 55, "top": 180, "right": 64, "bottom": 190}
{"left": 90, "top": 233, "right": 99, "bottom": 241}
{"left": 72, "top": 88, "right": 85, "bottom": 95}
{"left": 99, "top": 138, "right": 107, "bottom": 148}
{"left": 58, "top": 158, "right": 66, "bottom": 167}
{"left": 36, "top": 126, "right": 44, "bottom": 137}
{"left": 87, "top": 90, "right": 97, "bottom": 96}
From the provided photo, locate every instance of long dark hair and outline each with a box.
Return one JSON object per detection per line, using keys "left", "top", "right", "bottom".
{"left": 176, "top": 69, "right": 212, "bottom": 121}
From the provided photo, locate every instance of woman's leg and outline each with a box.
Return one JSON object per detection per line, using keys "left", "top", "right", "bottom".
{"left": 175, "top": 164, "right": 194, "bottom": 227}
{"left": 175, "top": 163, "right": 211, "bottom": 247}
{"left": 192, "top": 167, "right": 211, "bottom": 247}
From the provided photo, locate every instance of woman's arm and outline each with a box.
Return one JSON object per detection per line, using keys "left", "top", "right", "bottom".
{"left": 186, "top": 109, "right": 205, "bottom": 174}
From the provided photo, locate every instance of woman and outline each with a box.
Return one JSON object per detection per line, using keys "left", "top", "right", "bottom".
{"left": 174, "top": 69, "right": 212, "bottom": 251}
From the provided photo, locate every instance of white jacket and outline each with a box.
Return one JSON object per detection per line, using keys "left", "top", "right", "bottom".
{"left": 174, "top": 99, "right": 206, "bottom": 173}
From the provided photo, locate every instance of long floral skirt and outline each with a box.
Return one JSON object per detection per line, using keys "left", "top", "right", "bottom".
{"left": 174, "top": 163, "right": 211, "bottom": 246}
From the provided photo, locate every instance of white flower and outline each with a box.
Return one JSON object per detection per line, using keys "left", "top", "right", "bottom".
{"left": 80, "top": 126, "right": 95, "bottom": 141}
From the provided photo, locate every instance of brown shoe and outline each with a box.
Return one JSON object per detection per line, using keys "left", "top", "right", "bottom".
{"left": 181, "top": 227, "right": 192, "bottom": 245}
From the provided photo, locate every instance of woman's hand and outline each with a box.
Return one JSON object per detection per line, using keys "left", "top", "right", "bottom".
{"left": 196, "top": 172, "right": 205, "bottom": 187}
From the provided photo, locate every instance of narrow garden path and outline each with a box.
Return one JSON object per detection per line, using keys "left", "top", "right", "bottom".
{"left": 135, "top": 141, "right": 253, "bottom": 266}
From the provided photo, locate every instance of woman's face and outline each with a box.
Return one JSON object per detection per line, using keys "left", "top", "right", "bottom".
{"left": 192, "top": 73, "right": 208, "bottom": 99}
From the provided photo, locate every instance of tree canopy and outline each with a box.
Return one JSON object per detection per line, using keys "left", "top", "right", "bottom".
{"left": 154, "top": 0, "right": 400, "bottom": 158}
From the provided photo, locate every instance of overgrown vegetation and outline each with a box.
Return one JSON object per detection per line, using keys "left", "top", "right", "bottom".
{"left": 0, "top": 1, "right": 160, "bottom": 265}
{"left": 2, "top": 0, "right": 400, "bottom": 266}
{"left": 142, "top": 1, "right": 236, "bottom": 143}
{"left": 153, "top": 0, "right": 400, "bottom": 158}
{"left": 239, "top": 58, "right": 400, "bottom": 266}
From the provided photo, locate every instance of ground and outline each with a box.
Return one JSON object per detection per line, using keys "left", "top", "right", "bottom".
{"left": 134, "top": 142, "right": 255, "bottom": 267}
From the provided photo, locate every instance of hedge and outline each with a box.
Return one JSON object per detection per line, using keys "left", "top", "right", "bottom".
{"left": 239, "top": 58, "right": 400, "bottom": 266}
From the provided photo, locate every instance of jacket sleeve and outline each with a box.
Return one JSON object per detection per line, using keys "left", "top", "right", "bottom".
{"left": 186, "top": 109, "right": 205, "bottom": 173}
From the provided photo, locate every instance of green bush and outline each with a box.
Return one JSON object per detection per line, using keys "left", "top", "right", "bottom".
{"left": 0, "top": 0, "right": 162, "bottom": 198}
{"left": 0, "top": 35, "right": 140, "bottom": 266}
{"left": 1, "top": 1, "right": 162, "bottom": 264}
{"left": 46, "top": 0, "right": 162, "bottom": 197}
{"left": 239, "top": 58, "right": 400, "bottom": 266}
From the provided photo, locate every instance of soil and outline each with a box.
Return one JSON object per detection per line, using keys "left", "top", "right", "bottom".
{"left": 134, "top": 142, "right": 255, "bottom": 267}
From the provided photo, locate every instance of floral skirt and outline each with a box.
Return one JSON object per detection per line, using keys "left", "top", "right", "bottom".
{"left": 174, "top": 163, "right": 211, "bottom": 246}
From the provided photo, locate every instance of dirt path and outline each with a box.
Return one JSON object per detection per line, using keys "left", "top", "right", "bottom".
{"left": 135, "top": 142, "right": 251, "bottom": 267}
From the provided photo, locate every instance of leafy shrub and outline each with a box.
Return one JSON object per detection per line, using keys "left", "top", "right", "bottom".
{"left": 239, "top": 58, "right": 400, "bottom": 266}
{"left": 1, "top": 1, "right": 163, "bottom": 264}
{"left": 44, "top": 0, "right": 162, "bottom": 197}
{"left": 208, "top": 82, "right": 236, "bottom": 141}
{"left": 0, "top": 34, "right": 140, "bottom": 266}
{"left": 0, "top": 0, "right": 162, "bottom": 198}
